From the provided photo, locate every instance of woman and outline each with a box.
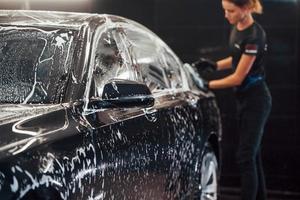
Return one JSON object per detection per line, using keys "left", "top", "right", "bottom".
{"left": 195, "top": 0, "right": 272, "bottom": 199}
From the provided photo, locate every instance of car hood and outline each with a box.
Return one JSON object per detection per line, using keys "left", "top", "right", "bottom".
{"left": 0, "top": 104, "right": 66, "bottom": 157}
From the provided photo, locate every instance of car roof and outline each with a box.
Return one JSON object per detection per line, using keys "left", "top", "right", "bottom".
{"left": 0, "top": 10, "right": 129, "bottom": 30}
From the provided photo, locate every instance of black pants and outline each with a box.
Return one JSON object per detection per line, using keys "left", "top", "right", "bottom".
{"left": 236, "top": 82, "right": 272, "bottom": 200}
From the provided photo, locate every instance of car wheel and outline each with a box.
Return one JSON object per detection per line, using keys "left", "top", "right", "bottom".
{"left": 194, "top": 143, "right": 218, "bottom": 200}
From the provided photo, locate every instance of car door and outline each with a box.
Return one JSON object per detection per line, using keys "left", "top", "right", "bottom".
{"left": 118, "top": 23, "right": 205, "bottom": 198}
{"left": 82, "top": 27, "right": 171, "bottom": 199}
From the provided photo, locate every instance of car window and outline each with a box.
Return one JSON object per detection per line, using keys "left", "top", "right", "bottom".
{"left": 162, "top": 50, "right": 183, "bottom": 89}
{"left": 91, "top": 28, "right": 137, "bottom": 98}
{"left": 121, "top": 25, "right": 183, "bottom": 93}
{"left": 0, "top": 27, "right": 77, "bottom": 104}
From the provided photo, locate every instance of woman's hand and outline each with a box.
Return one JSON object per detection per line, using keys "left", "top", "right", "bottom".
{"left": 191, "top": 57, "right": 217, "bottom": 73}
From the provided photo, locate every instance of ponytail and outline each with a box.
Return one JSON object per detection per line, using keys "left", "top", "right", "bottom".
{"left": 251, "top": 0, "right": 263, "bottom": 14}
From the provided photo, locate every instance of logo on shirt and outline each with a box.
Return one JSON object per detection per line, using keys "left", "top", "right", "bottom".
{"left": 234, "top": 43, "right": 240, "bottom": 49}
{"left": 245, "top": 44, "right": 258, "bottom": 54}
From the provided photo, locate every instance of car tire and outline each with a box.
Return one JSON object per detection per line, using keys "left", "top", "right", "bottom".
{"left": 193, "top": 143, "right": 218, "bottom": 200}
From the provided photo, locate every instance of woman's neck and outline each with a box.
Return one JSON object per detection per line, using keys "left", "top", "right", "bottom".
{"left": 237, "top": 14, "right": 254, "bottom": 31}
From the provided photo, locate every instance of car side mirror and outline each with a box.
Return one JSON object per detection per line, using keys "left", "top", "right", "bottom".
{"left": 88, "top": 79, "right": 155, "bottom": 109}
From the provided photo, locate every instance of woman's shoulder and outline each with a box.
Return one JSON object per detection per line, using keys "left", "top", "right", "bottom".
{"left": 245, "top": 22, "right": 266, "bottom": 42}
{"left": 253, "top": 22, "right": 266, "bottom": 36}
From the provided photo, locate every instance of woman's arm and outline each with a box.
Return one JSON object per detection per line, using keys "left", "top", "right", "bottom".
{"left": 216, "top": 56, "right": 233, "bottom": 70}
{"left": 209, "top": 54, "right": 256, "bottom": 89}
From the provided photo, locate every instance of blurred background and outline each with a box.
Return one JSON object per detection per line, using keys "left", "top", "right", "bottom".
{"left": 0, "top": 0, "right": 299, "bottom": 199}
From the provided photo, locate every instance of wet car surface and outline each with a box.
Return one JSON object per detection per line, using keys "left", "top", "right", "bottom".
{"left": 0, "top": 10, "right": 221, "bottom": 200}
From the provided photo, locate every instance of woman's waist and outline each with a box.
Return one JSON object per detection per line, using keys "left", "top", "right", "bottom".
{"left": 235, "top": 79, "right": 270, "bottom": 99}
{"left": 235, "top": 74, "right": 265, "bottom": 92}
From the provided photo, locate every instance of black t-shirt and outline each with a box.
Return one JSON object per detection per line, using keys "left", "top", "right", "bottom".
{"left": 229, "top": 22, "right": 267, "bottom": 91}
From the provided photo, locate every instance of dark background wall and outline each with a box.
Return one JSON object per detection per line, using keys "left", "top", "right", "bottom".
{"left": 1, "top": 0, "right": 299, "bottom": 196}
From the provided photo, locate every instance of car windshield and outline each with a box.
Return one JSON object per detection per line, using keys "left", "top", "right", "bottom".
{"left": 0, "top": 26, "right": 78, "bottom": 104}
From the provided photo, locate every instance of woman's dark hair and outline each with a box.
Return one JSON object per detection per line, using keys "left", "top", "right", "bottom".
{"left": 225, "top": 0, "right": 263, "bottom": 14}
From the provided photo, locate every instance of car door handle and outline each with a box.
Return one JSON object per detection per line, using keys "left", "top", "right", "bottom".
{"left": 143, "top": 107, "right": 158, "bottom": 122}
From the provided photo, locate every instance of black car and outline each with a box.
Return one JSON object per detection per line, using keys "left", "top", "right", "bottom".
{"left": 0, "top": 10, "right": 221, "bottom": 200}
